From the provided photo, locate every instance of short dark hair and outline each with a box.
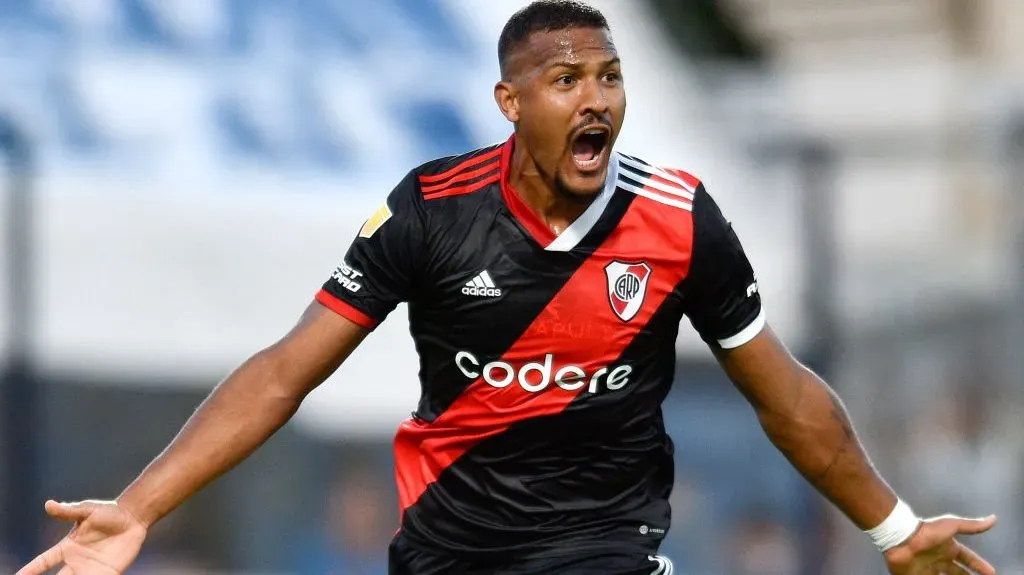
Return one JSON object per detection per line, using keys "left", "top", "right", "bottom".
{"left": 498, "top": 1, "right": 610, "bottom": 79}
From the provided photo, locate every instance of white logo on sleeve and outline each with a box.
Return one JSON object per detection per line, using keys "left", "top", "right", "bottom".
{"left": 746, "top": 281, "right": 759, "bottom": 297}
{"left": 331, "top": 261, "right": 364, "bottom": 293}
{"left": 639, "top": 524, "right": 666, "bottom": 536}
{"left": 462, "top": 270, "right": 502, "bottom": 298}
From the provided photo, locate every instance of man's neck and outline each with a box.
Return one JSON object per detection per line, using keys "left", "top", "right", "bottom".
{"left": 508, "top": 138, "right": 596, "bottom": 236}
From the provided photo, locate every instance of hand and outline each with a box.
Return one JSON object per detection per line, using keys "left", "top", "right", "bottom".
{"left": 16, "top": 499, "right": 149, "bottom": 575}
{"left": 885, "top": 514, "right": 997, "bottom": 575}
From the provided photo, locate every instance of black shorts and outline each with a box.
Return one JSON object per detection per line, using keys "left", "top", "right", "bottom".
{"left": 388, "top": 533, "right": 675, "bottom": 575}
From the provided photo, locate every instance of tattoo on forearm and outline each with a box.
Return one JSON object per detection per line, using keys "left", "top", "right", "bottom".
{"left": 810, "top": 392, "right": 857, "bottom": 485}
{"left": 829, "top": 391, "right": 856, "bottom": 442}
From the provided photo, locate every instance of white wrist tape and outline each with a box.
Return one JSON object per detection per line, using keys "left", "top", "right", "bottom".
{"left": 864, "top": 499, "right": 922, "bottom": 552}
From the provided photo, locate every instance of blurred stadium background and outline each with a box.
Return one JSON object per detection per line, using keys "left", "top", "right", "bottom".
{"left": 0, "top": 0, "right": 1021, "bottom": 573}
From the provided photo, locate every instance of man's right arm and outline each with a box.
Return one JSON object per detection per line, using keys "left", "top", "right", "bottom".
{"left": 20, "top": 172, "right": 426, "bottom": 575}
{"left": 108, "top": 170, "right": 424, "bottom": 528}
{"left": 118, "top": 300, "right": 368, "bottom": 527}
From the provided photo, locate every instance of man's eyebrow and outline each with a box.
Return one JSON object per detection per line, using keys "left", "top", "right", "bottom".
{"left": 546, "top": 56, "right": 621, "bottom": 70}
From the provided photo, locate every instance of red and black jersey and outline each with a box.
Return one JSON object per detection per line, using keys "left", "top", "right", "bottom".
{"left": 317, "top": 136, "right": 764, "bottom": 559}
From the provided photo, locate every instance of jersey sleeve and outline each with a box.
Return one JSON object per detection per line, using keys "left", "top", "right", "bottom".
{"left": 315, "top": 171, "right": 426, "bottom": 330}
{"left": 682, "top": 183, "right": 765, "bottom": 349}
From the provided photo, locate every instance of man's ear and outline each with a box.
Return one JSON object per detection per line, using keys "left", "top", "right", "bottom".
{"left": 494, "top": 81, "right": 520, "bottom": 123}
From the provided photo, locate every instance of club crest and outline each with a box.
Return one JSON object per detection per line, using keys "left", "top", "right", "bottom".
{"left": 604, "top": 261, "right": 652, "bottom": 322}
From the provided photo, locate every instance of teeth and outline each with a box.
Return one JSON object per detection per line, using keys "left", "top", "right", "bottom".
{"left": 584, "top": 129, "right": 604, "bottom": 135}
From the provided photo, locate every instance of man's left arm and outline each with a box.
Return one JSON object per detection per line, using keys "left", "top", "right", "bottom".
{"left": 713, "top": 326, "right": 895, "bottom": 529}
{"left": 681, "top": 181, "right": 997, "bottom": 574}
{"left": 715, "top": 327, "right": 997, "bottom": 574}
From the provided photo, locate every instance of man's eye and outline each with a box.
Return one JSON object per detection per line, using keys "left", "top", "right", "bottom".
{"left": 556, "top": 75, "right": 574, "bottom": 86}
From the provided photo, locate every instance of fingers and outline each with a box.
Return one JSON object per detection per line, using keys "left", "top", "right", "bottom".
{"left": 955, "top": 543, "right": 996, "bottom": 575}
{"left": 946, "top": 560, "right": 970, "bottom": 572}
{"left": 56, "top": 567, "right": 76, "bottom": 575}
{"left": 945, "top": 562, "right": 971, "bottom": 575}
{"left": 15, "top": 543, "right": 64, "bottom": 575}
{"left": 45, "top": 499, "right": 99, "bottom": 523}
{"left": 931, "top": 514, "right": 998, "bottom": 533}
{"left": 955, "top": 515, "right": 998, "bottom": 536}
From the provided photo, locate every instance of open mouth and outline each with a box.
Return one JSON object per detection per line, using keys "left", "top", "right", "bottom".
{"left": 571, "top": 127, "right": 610, "bottom": 172}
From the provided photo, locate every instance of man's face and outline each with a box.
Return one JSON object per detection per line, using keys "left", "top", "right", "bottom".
{"left": 499, "top": 26, "right": 625, "bottom": 199}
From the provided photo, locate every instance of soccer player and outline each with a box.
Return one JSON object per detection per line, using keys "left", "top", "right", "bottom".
{"left": 18, "top": 2, "right": 997, "bottom": 574}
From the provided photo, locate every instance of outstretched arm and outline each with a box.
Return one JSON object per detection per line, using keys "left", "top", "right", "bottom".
{"left": 713, "top": 326, "right": 894, "bottom": 529}
{"left": 19, "top": 169, "right": 428, "bottom": 575}
{"left": 17, "top": 302, "right": 369, "bottom": 575}
{"left": 117, "top": 301, "right": 368, "bottom": 526}
{"left": 715, "top": 325, "right": 997, "bottom": 574}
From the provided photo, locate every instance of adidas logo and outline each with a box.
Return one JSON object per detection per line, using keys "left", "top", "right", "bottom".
{"left": 462, "top": 270, "right": 502, "bottom": 298}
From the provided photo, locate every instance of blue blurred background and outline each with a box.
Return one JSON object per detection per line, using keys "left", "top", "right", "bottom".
{"left": 1, "top": 0, "right": 1022, "bottom": 573}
